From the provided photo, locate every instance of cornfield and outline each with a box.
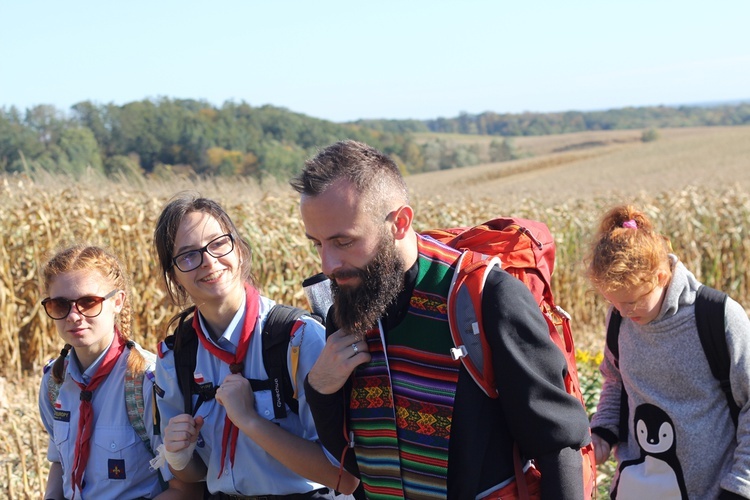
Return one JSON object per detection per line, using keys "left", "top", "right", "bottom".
{"left": 2, "top": 152, "right": 749, "bottom": 497}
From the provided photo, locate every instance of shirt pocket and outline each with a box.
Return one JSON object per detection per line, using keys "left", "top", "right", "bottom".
{"left": 253, "top": 389, "right": 278, "bottom": 421}
{"left": 53, "top": 420, "right": 71, "bottom": 447}
{"left": 93, "top": 426, "right": 139, "bottom": 457}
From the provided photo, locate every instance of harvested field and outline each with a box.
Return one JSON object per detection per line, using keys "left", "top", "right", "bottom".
{"left": 408, "top": 126, "right": 750, "bottom": 206}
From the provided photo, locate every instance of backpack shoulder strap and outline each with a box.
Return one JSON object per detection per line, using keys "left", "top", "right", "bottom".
{"left": 45, "top": 358, "right": 62, "bottom": 409}
{"left": 124, "top": 347, "right": 169, "bottom": 491}
{"left": 695, "top": 285, "right": 738, "bottom": 425}
{"left": 606, "top": 309, "right": 623, "bottom": 365}
{"left": 165, "top": 314, "right": 200, "bottom": 416}
{"left": 259, "top": 304, "right": 308, "bottom": 419}
{"left": 46, "top": 376, "right": 62, "bottom": 412}
{"left": 605, "top": 309, "right": 630, "bottom": 442}
{"left": 447, "top": 250, "right": 500, "bottom": 399}
{"left": 125, "top": 349, "right": 156, "bottom": 456}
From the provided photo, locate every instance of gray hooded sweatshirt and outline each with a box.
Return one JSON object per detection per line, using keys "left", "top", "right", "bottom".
{"left": 591, "top": 256, "right": 750, "bottom": 499}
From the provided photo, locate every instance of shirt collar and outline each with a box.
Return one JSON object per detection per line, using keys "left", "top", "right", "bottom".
{"left": 197, "top": 291, "right": 247, "bottom": 353}
{"left": 383, "top": 259, "right": 418, "bottom": 331}
{"left": 69, "top": 334, "right": 115, "bottom": 384}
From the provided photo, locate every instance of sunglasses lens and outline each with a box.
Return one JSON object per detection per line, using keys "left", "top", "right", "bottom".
{"left": 44, "top": 298, "right": 71, "bottom": 319}
{"left": 76, "top": 296, "right": 104, "bottom": 316}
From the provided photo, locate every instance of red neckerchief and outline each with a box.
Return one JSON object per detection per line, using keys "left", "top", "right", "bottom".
{"left": 71, "top": 331, "right": 127, "bottom": 497}
{"left": 193, "top": 283, "right": 259, "bottom": 475}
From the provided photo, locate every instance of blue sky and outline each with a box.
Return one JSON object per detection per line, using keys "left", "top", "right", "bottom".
{"left": 1, "top": 1, "right": 748, "bottom": 122}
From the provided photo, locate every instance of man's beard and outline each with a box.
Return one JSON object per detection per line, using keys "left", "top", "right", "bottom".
{"left": 330, "top": 233, "right": 405, "bottom": 340}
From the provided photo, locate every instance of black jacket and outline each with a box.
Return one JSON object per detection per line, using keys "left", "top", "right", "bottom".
{"left": 305, "top": 262, "right": 591, "bottom": 499}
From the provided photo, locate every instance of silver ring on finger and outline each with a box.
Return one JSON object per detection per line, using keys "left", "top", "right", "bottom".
{"left": 351, "top": 342, "right": 359, "bottom": 355}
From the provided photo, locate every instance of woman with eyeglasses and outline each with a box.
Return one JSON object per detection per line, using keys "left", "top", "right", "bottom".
{"left": 38, "top": 245, "right": 202, "bottom": 500}
{"left": 151, "top": 193, "right": 359, "bottom": 499}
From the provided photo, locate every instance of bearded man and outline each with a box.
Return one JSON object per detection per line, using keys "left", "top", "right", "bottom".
{"left": 290, "top": 140, "right": 591, "bottom": 500}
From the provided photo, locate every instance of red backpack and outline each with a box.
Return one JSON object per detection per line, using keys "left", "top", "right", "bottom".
{"left": 422, "top": 217, "right": 596, "bottom": 499}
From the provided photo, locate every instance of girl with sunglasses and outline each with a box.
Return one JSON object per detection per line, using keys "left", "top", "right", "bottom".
{"left": 38, "top": 245, "right": 201, "bottom": 500}
{"left": 586, "top": 205, "right": 750, "bottom": 499}
{"left": 151, "top": 193, "right": 358, "bottom": 499}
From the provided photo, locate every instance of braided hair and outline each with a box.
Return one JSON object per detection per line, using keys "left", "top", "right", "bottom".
{"left": 41, "top": 245, "right": 147, "bottom": 383}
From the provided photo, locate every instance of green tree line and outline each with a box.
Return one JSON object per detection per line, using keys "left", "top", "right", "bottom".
{"left": 0, "top": 99, "right": 421, "bottom": 179}
{"left": 1, "top": 99, "right": 748, "bottom": 180}
{"left": 355, "top": 102, "right": 750, "bottom": 136}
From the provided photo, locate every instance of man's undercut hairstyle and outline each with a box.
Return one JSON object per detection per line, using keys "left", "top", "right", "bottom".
{"left": 291, "top": 140, "right": 409, "bottom": 218}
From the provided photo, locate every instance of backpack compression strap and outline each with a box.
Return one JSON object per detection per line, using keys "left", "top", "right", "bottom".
{"left": 695, "top": 285, "right": 737, "bottom": 425}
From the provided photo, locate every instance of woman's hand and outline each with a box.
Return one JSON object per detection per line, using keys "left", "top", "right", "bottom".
{"left": 216, "top": 373, "right": 257, "bottom": 426}
{"left": 163, "top": 413, "right": 204, "bottom": 470}
{"left": 164, "top": 413, "right": 204, "bottom": 453}
{"left": 592, "top": 434, "right": 612, "bottom": 465}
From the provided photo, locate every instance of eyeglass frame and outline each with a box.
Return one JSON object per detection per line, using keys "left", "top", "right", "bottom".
{"left": 603, "top": 282, "right": 659, "bottom": 315}
{"left": 41, "top": 289, "right": 119, "bottom": 320}
{"left": 171, "top": 233, "right": 235, "bottom": 272}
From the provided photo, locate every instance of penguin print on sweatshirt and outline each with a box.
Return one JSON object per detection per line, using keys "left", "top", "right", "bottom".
{"left": 612, "top": 403, "right": 688, "bottom": 499}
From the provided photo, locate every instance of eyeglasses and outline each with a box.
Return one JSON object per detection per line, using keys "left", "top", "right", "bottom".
{"left": 42, "top": 289, "right": 119, "bottom": 320}
{"left": 605, "top": 283, "right": 658, "bottom": 315}
{"left": 172, "top": 233, "right": 235, "bottom": 272}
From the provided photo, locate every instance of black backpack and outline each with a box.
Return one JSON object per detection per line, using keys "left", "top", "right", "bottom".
{"left": 164, "top": 304, "right": 312, "bottom": 419}
{"left": 607, "top": 284, "right": 738, "bottom": 442}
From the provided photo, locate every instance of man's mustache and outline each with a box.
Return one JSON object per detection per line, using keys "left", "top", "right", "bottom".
{"left": 329, "top": 269, "right": 362, "bottom": 282}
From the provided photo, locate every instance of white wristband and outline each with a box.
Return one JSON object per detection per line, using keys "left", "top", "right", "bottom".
{"left": 149, "top": 443, "right": 167, "bottom": 470}
{"left": 163, "top": 440, "right": 197, "bottom": 470}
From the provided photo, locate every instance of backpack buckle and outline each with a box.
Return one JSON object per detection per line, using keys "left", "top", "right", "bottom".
{"left": 555, "top": 305, "right": 571, "bottom": 320}
{"left": 450, "top": 345, "right": 468, "bottom": 360}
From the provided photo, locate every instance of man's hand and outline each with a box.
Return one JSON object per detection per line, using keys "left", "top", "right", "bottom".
{"left": 307, "top": 329, "right": 371, "bottom": 394}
